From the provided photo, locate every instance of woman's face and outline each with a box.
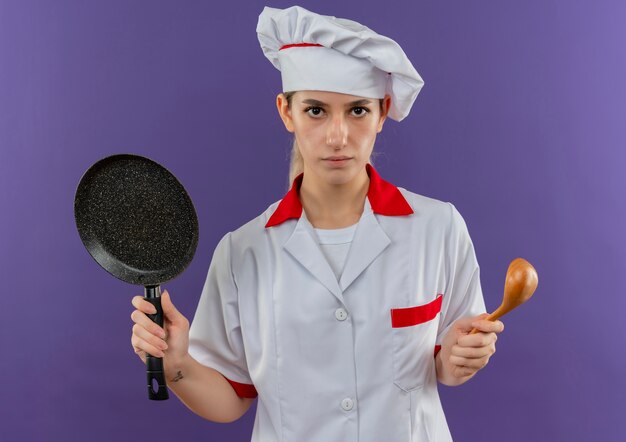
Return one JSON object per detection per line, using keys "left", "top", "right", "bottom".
{"left": 277, "top": 90, "right": 391, "bottom": 186}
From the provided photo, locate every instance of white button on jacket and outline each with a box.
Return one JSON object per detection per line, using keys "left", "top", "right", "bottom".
{"left": 341, "top": 398, "right": 355, "bottom": 411}
{"left": 188, "top": 164, "right": 486, "bottom": 442}
{"left": 335, "top": 308, "right": 348, "bottom": 321}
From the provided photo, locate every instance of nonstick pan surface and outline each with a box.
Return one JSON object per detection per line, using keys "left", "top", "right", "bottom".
{"left": 74, "top": 154, "right": 198, "bottom": 286}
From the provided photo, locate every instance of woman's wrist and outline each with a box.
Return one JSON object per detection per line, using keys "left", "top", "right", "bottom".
{"left": 164, "top": 352, "right": 192, "bottom": 381}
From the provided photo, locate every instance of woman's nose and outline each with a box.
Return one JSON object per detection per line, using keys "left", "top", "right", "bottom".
{"left": 326, "top": 115, "right": 348, "bottom": 148}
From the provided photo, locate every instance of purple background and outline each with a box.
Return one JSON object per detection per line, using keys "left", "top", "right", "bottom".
{"left": 1, "top": 0, "right": 625, "bottom": 440}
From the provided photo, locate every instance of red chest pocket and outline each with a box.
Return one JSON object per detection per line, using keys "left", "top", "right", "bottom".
{"left": 390, "top": 294, "right": 443, "bottom": 328}
{"left": 389, "top": 294, "right": 443, "bottom": 392}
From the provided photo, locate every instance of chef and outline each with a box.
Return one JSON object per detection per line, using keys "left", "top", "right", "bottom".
{"left": 130, "top": 5, "right": 504, "bottom": 441}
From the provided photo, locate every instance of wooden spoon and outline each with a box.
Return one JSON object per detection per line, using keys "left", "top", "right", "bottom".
{"left": 470, "top": 257, "right": 538, "bottom": 334}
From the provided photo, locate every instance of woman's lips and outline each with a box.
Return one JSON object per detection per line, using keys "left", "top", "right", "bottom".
{"left": 324, "top": 157, "right": 352, "bottom": 167}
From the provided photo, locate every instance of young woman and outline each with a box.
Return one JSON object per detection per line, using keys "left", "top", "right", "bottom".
{"left": 130, "top": 6, "right": 504, "bottom": 441}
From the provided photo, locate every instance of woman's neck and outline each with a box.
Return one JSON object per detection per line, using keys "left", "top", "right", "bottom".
{"left": 299, "top": 168, "right": 369, "bottom": 229}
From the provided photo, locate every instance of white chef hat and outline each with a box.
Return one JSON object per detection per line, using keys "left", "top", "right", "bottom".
{"left": 256, "top": 5, "right": 424, "bottom": 122}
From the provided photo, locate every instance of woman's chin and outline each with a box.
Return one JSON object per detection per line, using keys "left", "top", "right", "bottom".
{"left": 320, "top": 166, "right": 361, "bottom": 186}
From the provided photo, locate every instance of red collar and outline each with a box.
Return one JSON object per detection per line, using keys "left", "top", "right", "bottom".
{"left": 265, "top": 163, "right": 413, "bottom": 228}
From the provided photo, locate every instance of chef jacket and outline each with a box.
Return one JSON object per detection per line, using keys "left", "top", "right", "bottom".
{"left": 188, "top": 163, "right": 486, "bottom": 442}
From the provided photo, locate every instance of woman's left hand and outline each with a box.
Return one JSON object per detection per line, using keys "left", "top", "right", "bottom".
{"left": 435, "top": 313, "right": 504, "bottom": 386}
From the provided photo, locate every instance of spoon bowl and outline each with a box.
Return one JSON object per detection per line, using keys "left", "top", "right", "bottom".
{"left": 470, "top": 257, "right": 538, "bottom": 334}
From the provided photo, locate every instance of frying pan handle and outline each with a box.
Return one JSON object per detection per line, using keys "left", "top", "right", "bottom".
{"left": 144, "top": 285, "right": 169, "bottom": 401}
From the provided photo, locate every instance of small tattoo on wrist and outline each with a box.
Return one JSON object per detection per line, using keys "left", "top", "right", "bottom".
{"left": 171, "top": 371, "right": 184, "bottom": 382}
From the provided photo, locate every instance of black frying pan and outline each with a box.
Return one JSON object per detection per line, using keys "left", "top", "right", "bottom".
{"left": 74, "top": 154, "right": 199, "bottom": 400}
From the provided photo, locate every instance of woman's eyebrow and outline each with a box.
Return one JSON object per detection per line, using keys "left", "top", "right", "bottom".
{"left": 301, "top": 98, "right": 372, "bottom": 107}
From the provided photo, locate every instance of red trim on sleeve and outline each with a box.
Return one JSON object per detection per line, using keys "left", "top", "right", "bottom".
{"left": 280, "top": 43, "right": 324, "bottom": 50}
{"left": 390, "top": 294, "right": 443, "bottom": 328}
{"left": 434, "top": 345, "right": 442, "bottom": 357}
{"left": 225, "top": 377, "right": 258, "bottom": 399}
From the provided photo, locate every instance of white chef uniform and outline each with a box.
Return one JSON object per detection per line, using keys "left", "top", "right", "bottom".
{"left": 188, "top": 5, "right": 486, "bottom": 441}
{"left": 188, "top": 164, "right": 486, "bottom": 442}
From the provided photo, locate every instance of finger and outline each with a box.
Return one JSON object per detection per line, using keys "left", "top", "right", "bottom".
{"left": 453, "top": 365, "right": 476, "bottom": 378}
{"left": 453, "top": 316, "right": 477, "bottom": 333}
{"left": 130, "top": 309, "right": 166, "bottom": 338}
{"left": 449, "top": 354, "right": 490, "bottom": 369}
{"left": 131, "top": 333, "right": 165, "bottom": 358}
{"left": 457, "top": 331, "right": 497, "bottom": 348}
{"left": 160, "top": 290, "right": 178, "bottom": 316}
{"left": 471, "top": 319, "right": 504, "bottom": 333}
{"left": 454, "top": 313, "right": 491, "bottom": 333}
{"left": 132, "top": 323, "right": 168, "bottom": 351}
{"left": 131, "top": 295, "right": 157, "bottom": 315}
{"left": 161, "top": 290, "right": 189, "bottom": 327}
{"left": 450, "top": 344, "right": 495, "bottom": 359}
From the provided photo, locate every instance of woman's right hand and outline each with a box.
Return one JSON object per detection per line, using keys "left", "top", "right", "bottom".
{"left": 130, "top": 290, "right": 190, "bottom": 373}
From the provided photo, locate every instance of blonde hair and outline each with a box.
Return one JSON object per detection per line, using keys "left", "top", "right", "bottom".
{"left": 284, "top": 91, "right": 384, "bottom": 189}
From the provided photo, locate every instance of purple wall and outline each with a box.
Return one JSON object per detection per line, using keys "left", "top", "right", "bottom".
{"left": 2, "top": 0, "right": 624, "bottom": 440}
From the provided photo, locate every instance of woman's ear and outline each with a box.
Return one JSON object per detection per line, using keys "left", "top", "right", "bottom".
{"left": 276, "top": 93, "right": 295, "bottom": 133}
{"left": 376, "top": 94, "right": 392, "bottom": 133}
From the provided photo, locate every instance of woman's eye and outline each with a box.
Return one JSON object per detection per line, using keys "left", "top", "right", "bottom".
{"left": 303, "top": 106, "right": 370, "bottom": 118}
{"left": 304, "top": 107, "right": 324, "bottom": 117}
{"left": 351, "top": 107, "right": 370, "bottom": 117}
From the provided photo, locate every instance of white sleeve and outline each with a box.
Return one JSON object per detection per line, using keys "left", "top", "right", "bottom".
{"left": 436, "top": 203, "right": 487, "bottom": 345}
{"left": 188, "top": 231, "right": 257, "bottom": 398}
